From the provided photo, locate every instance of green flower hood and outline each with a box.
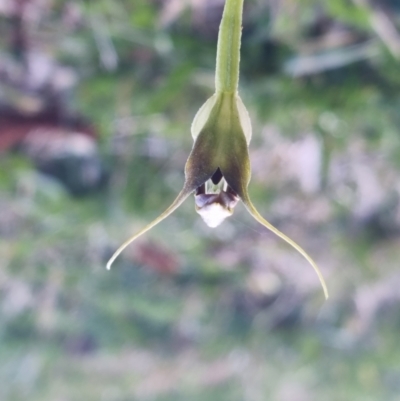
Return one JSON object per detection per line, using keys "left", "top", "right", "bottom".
{"left": 106, "top": 0, "right": 328, "bottom": 299}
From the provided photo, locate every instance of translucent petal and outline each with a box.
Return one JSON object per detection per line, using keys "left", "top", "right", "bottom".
{"left": 236, "top": 95, "right": 252, "bottom": 143}
{"left": 241, "top": 192, "right": 329, "bottom": 299}
{"left": 197, "top": 202, "right": 233, "bottom": 227}
{"left": 106, "top": 186, "right": 192, "bottom": 270}
{"left": 191, "top": 94, "right": 218, "bottom": 140}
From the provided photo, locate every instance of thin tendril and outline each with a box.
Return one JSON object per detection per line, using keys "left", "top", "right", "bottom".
{"left": 106, "top": 187, "right": 192, "bottom": 270}
{"left": 241, "top": 192, "right": 329, "bottom": 299}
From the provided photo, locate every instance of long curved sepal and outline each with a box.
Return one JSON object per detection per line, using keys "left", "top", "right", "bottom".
{"left": 106, "top": 186, "right": 193, "bottom": 270}
{"left": 241, "top": 192, "right": 329, "bottom": 299}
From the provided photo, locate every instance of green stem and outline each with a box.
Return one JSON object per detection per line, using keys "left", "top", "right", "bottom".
{"left": 215, "top": 0, "right": 244, "bottom": 94}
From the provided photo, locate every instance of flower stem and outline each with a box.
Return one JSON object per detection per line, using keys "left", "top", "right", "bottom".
{"left": 215, "top": 0, "right": 244, "bottom": 94}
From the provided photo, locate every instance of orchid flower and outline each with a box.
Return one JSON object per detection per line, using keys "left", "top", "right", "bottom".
{"left": 107, "top": 0, "right": 328, "bottom": 299}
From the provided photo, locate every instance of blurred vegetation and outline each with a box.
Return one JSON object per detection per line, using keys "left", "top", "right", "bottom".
{"left": 1, "top": 0, "right": 400, "bottom": 400}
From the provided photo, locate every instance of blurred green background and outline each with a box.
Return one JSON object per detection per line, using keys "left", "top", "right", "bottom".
{"left": 1, "top": 0, "right": 400, "bottom": 400}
